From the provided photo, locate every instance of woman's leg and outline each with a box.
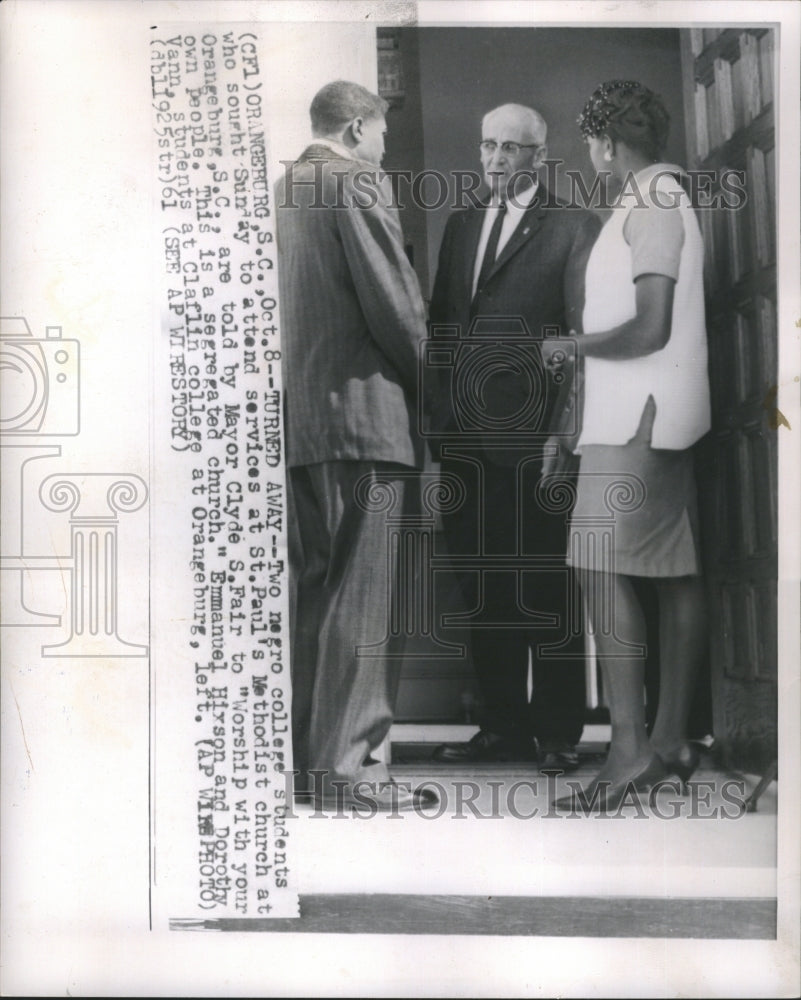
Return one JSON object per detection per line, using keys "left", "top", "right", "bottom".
{"left": 649, "top": 575, "right": 707, "bottom": 755}
{"left": 582, "top": 569, "right": 654, "bottom": 781}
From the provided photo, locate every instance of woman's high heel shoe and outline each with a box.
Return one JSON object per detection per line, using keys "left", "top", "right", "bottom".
{"left": 551, "top": 753, "right": 667, "bottom": 813}
{"left": 658, "top": 743, "right": 700, "bottom": 792}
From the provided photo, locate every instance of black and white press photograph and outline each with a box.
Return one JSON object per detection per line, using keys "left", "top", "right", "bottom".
{"left": 1, "top": 1, "right": 799, "bottom": 996}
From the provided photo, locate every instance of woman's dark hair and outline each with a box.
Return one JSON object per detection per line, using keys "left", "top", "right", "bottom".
{"left": 577, "top": 80, "right": 670, "bottom": 161}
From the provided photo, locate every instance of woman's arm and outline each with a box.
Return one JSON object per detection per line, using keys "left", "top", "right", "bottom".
{"left": 578, "top": 272, "right": 675, "bottom": 359}
{"left": 545, "top": 184, "right": 686, "bottom": 367}
{"left": 541, "top": 272, "right": 675, "bottom": 367}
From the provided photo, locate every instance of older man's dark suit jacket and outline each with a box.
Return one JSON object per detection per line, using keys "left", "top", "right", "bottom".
{"left": 428, "top": 188, "right": 601, "bottom": 749}
{"left": 429, "top": 189, "right": 601, "bottom": 452}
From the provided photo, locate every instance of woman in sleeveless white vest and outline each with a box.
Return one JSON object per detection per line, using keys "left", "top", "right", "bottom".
{"left": 544, "top": 81, "right": 712, "bottom": 811}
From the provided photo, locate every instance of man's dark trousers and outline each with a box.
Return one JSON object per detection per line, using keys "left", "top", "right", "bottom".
{"left": 439, "top": 448, "right": 585, "bottom": 751}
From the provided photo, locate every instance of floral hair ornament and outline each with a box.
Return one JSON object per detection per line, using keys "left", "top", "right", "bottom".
{"left": 577, "top": 79, "right": 642, "bottom": 139}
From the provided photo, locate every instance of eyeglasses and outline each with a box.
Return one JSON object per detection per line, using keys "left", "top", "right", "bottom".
{"left": 479, "top": 140, "right": 540, "bottom": 156}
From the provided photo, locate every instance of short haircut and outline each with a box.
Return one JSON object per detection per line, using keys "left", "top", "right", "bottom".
{"left": 310, "top": 80, "right": 388, "bottom": 136}
{"left": 482, "top": 104, "right": 547, "bottom": 145}
{"left": 578, "top": 80, "right": 670, "bottom": 161}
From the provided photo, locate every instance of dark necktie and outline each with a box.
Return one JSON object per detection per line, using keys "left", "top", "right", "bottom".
{"left": 472, "top": 201, "right": 507, "bottom": 306}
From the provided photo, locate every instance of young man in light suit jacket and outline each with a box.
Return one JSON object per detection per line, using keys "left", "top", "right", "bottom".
{"left": 276, "top": 80, "right": 436, "bottom": 811}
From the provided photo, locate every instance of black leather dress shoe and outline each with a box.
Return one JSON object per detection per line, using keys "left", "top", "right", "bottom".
{"left": 431, "top": 730, "right": 537, "bottom": 763}
{"left": 314, "top": 780, "right": 440, "bottom": 812}
{"left": 539, "top": 743, "right": 580, "bottom": 773}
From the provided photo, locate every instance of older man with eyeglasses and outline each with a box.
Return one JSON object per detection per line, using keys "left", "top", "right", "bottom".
{"left": 428, "top": 103, "right": 601, "bottom": 769}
